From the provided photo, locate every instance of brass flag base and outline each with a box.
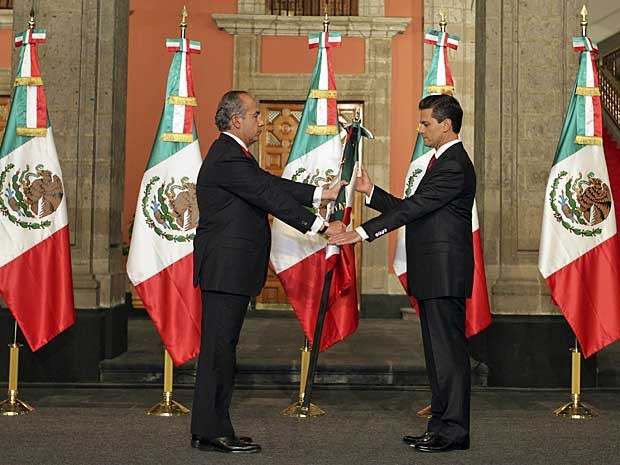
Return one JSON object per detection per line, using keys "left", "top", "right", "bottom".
{"left": 416, "top": 404, "right": 432, "bottom": 419}
{"left": 0, "top": 390, "right": 34, "bottom": 416}
{"left": 280, "top": 400, "right": 326, "bottom": 418}
{"left": 147, "top": 392, "right": 190, "bottom": 417}
{"left": 554, "top": 394, "right": 597, "bottom": 420}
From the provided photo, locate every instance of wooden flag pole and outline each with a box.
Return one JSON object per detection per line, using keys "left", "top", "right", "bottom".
{"left": 0, "top": 321, "right": 34, "bottom": 416}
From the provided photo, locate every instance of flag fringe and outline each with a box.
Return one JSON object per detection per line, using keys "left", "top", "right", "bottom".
{"left": 306, "top": 125, "right": 339, "bottom": 135}
{"left": 14, "top": 77, "right": 43, "bottom": 87}
{"left": 575, "top": 135, "right": 602, "bottom": 145}
{"left": 310, "top": 89, "right": 338, "bottom": 99}
{"left": 575, "top": 86, "right": 600, "bottom": 96}
{"left": 16, "top": 127, "right": 47, "bottom": 137}
{"left": 167, "top": 96, "right": 197, "bottom": 106}
{"left": 161, "top": 132, "right": 194, "bottom": 143}
{"left": 426, "top": 85, "right": 454, "bottom": 94}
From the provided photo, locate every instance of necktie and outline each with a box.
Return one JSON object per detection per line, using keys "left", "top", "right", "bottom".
{"left": 426, "top": 154, "right": 437, "bottom": 171}
{"left": 241, "top": 146, "right": 252, "bottom": 159}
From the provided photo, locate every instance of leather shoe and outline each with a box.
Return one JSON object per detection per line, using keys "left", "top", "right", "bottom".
{"left": 413, "top": 436, "right": 469, "bottom": 453}
{"left": 191, "top": 435, "right": 260, "bottom": 453}
{"left": 403, "top": 431, "right": 435, "bottom": 445}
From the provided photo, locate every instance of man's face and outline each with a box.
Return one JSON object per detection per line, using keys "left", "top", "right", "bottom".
{"left": 235, "top": 94, "right": 264, "bottom": 146}
{"left": 418, "top": 108, "right": 448, "bottom": 149}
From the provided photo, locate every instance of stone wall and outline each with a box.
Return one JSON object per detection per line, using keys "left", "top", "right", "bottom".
{"left": 12, "top": 1, "right": 129, "bottom": 309}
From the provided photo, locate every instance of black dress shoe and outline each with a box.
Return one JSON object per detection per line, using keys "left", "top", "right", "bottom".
{"left": 191, "top": 434, "right": 254, "bottom": 448}
{"left": 403, "top": 431, "right": 435, "bottom": 445}
{"left": 413, "top": 436, "right": 469, "bottom": 453}
{"left": 194, "top": 436, "right": 261, "bottom": 454}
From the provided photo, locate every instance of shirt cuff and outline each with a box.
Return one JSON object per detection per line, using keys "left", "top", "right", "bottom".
{"left": 308, "top": 215, "right": 328, "bottom": 236}
{"left": 355, "top": 226, "right": 369, "bottom": 241}
{"left": 365, "top": 185, "right": 375, "bottom": 204}
{"left": 312, "top": 187, "right": 323, "bottom": 208}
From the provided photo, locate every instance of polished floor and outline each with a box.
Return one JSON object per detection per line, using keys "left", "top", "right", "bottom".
{"left": 1, "top": 386, "right": 618, "bottom": 465}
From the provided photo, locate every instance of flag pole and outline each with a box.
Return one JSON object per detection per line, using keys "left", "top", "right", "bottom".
{"left": 553, "top": 337, "right": 597, "bottom": 419}
{"left": 147, "top": 348, "right": 190, "bottom": 416}
{"left": 0, "top": 321, "right": 34, "bottom": 416}
{"left": 552, "top": 4, "right": 598, "bottom": 421}
{"left": 281, "top": 337, "right": 326, "bottom": 417}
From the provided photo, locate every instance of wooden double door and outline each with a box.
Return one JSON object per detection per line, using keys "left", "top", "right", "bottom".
{"left": 254, "top": 101, "right": 363, "bottom": 310}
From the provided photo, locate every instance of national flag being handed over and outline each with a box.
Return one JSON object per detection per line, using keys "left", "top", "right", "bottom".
{"left": 126, "top": 36, "right": 202, "bottom": 366}
{"left": 0, "top": 25, "right": 75, "bottom": 350}
{"left": 538, "top": 35, "right": 620, "bottom": 358}
{"left": 270, "top": 31, "right": 358, "bottom": 351}
{"left": 393, "top": 28, "right": 491, "bottom": 337}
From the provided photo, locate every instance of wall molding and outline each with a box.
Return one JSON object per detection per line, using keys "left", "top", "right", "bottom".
{"left": 212, "top": 14, "right": 410, "bottom": 38}
{"left": 0, "top": 10, "right": 12, "bottom": 30}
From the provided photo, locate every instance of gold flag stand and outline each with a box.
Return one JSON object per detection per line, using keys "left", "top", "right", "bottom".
{"left": 281, "top": 338, "right": 325, "bottom": 418}
{"left": 0, "top": 322, "right": 33, "bottom": 416}
{"left": 147, "top": 349, "right": 190, "bottom": 416}
{"left": 553, "top": 340, "right": 597, "bottom": 419}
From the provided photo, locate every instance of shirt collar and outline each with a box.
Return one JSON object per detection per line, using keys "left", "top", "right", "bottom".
{"left": 434, "top": 139, "right": 461, "bottom": 159}
{"left": 222, "top": 131, "right": 248, "bottom": 151}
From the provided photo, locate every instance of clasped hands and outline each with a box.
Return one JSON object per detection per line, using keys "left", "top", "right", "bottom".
{"left": 319, "top": 167, "right": 375, "bottom": 245}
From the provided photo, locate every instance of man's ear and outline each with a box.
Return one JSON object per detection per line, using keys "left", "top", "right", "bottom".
{"left": 230, "top": 114, "right": 241, "bottom": 129}
{"left": 442, "top": 118, "right": 453, "bottom": 133}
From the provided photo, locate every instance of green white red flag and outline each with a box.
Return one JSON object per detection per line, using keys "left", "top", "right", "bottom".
{"left": 126, "top": 37, "right": 202, "bottom": 366}
{"left": 393, "top": 28, "right": 492, "bottom": 337}
{"left": 270, "top": 31, "right": 358, "bottom": 351}
{"left": 538, "top": 35, "right": 620, "bottom": 357}
{"left": 0, "top": 26, "right": 75, "bottom": 350}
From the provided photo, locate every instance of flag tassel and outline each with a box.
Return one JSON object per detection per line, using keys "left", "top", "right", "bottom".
{"left": 0, "top": 322, "right": 34, "bottom": 416}
{"left": 553, "top": 338, "right": 597, "bottom": 419}
{"left": 280, "top": 338, "right": 325, "bottom": 417}
{"left": 146, "top": 349, "right": 190, "bottom": 416}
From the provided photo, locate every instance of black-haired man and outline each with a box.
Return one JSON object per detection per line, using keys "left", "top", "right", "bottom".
{"left": 330, "top": 94, "right": 475, "bottom": 452}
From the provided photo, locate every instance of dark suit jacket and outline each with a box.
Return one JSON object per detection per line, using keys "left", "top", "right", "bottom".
{"left": 193, "top": 133, "right": 318, "bottom": 297}
{"left": 362, "top": 142, "right": 476, "bottom": 300}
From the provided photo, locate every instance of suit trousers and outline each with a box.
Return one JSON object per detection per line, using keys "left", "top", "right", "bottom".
{"left": 419, "top": 297, "right": 470, "bottom": 444}
{"left": 191, "top": 290, "right": 249, "bottom": 439}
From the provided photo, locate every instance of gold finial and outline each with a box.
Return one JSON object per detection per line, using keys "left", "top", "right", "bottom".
{"left": 28, "top": 5, "right": 36, "bottom": 30}
{"left": 580, "top": 5, "right": 588, "bottom": 36}
{"left": 439, "top": 8, "right": 447, "bottom": 32}
{"left": 323, "top": 2, "right": 330, "bottom": 32}
{"left": 180, "top": 5, "right": 188, "bottom": 39}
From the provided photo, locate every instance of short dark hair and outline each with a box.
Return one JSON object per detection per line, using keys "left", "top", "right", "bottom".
{"left": 418, "top": 94, "right": 463, "bottom": 134}
{"left": 215, "top": 91, "right": 249, "bottom": 131}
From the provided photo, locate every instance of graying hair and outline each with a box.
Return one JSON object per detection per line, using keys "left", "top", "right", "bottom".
{"left": 215, "top": 91, "right": 248, "bottom": 131}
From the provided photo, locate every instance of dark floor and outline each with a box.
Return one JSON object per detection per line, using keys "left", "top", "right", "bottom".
{"left": 1, "top": 386, "right": 618, "bottom": 465}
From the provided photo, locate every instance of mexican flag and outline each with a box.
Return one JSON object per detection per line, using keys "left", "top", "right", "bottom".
{"left": 270, "top": 31, "right": 358, "bottom": 351}
{"left": 393, "top": 28, "right": 492, "bottom": 337}
{"left": 126, "top": 37, "right": 202, "bottom": 366}
{"left": 538, "top": 35, "right": 620, "bottom": 358}
{"left": 0, "top": 27, "right": 75, "bottom": 350}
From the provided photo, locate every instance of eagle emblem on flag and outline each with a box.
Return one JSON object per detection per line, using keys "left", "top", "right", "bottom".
{"left": 140, "top": 175, "right": 198, "bottom": 242}
{"left": 549, "top": 170, "right": 611, "bottom": 237}
{"left": 0, "top": 162, "right": 64, "bottom": 229}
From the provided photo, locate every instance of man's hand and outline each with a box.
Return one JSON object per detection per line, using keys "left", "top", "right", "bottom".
{"left": 328, "top": 230, "right": 362, "bottom": 245}
{"left": 354, "top": 165, "right": 373, "bottom": 196}
{"left": 321, "top": 180, "right": 347, "bottom": 202}
{"left": 324, "top": 220, "right": 346, "bottom": 237}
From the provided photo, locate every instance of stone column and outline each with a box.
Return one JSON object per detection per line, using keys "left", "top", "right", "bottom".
{"left": 473, "top": 0, "right": 596, "bottom": 387}
{"left": 5, "top": 0, "right": 130, "bottom": 381}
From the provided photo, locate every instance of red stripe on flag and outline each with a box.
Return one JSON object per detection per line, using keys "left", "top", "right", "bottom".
{"left": 395, "top": 229, "right": 492, "bottom": 338}
{"left": 546, "top": 235, "right": 620, "bottom": 358}
{"left": 134, "top": 253, "right": 202, "bottom": 366}
{"left": 467, "top": 228, "right": 492, "bottom": 337}
{"left": 0, "top": 227, "right": 75, "bottom": 351}
{"left": 37, "top": 85, "right": 47, "bottom": 128}
{"left": 278, "top": 247, "right": 358, "bottom": 351}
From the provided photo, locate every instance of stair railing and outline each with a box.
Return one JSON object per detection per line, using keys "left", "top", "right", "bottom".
{"left": 600, "top": 47, "right": 620, "bottom": 130}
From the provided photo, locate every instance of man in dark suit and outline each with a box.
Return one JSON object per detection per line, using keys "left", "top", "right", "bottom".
{"left": 329, "top": 94, "right": 475, "bottom": 453}
{"left": 191, "top": 91, "right": 344, "bottom": 454}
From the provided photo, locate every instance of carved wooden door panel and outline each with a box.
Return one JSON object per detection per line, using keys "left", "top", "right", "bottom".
{"left": 255, "top": 101, "right": 363, "bottom": 311}
{"left": 0, "top": 96, "right": 10, "bottom": 142}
